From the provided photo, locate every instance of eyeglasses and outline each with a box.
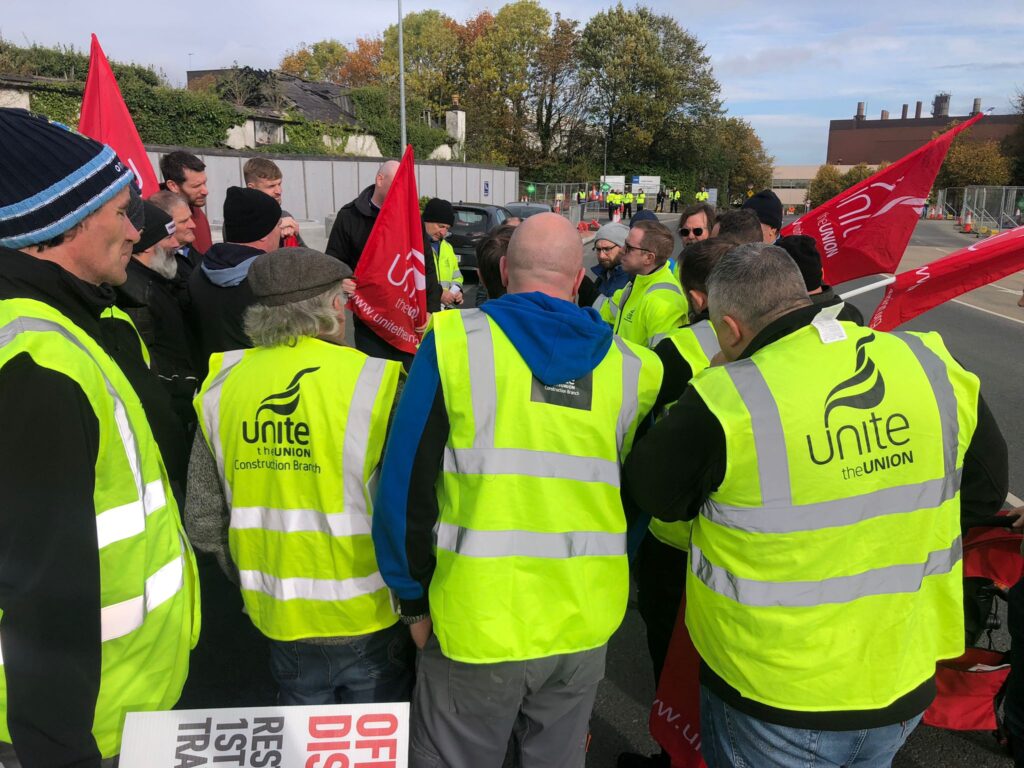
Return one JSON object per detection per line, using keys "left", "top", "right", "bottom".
{"left": 594, "top": 245, "right": 618, "bottom": 253}
{"left": 623, "top": 243, "right": 653, "bottom": 255}
{"left": 679, "top": 227, "right": 704, "bottom": 237}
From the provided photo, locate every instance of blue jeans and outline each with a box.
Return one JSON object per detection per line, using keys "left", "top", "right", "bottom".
{"left": 269, "top": 622, "right": 413, "bottom": 705}
{"left": 700, "top": 686, "right": 922, "bottom": 767}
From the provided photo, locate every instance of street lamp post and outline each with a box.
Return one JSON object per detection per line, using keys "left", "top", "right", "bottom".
{"left": 397, "top": 0, "right": 407, "bottom": 151}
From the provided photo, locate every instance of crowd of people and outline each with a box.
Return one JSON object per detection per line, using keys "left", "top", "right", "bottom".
{"left": 0, "top": 105, "right": 1017, "bottom": 768}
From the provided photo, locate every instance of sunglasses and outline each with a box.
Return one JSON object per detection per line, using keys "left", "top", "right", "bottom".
{"left": 679, "top": 227, "right": 704, "bottom": 237}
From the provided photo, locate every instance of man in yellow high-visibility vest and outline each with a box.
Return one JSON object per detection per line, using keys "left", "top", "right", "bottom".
{"left": 373, "top": 212, "right": 662, "bottom": 767}
{"left": 626, "top": 242, "right": 1008, "bottom": 767}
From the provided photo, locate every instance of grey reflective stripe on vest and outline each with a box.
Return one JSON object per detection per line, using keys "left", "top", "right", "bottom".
{"left": 232, "top": 507, "right": 373, "bottom": 537}
{"left": 439, "top": 280, "right": 453, "bottom": 289}
{"left": 0, "top": 316, "right": 181, "bottom": 644}
{"left": 691, "top": 536, "right": 962, "bottom": 608}
{"left": 201, "top": 349, "right": 246, "bottom": 506}
{"left": 650, "top": 332, "right": 668, "bottom": 348}
{"left": 705, "top": 333, "right": 963, "bottom": 535}
{"left": 690, "top": 320, "right": 720, "bottom": 361}
{"left": 455, "top": 309, "right": 639, "bottom": 473}
{"left": 614, "top": 338, "right": 642, "bottom": 453}
{"left": 436, "top": 522, "right": 626, "bottom": 559}
{"left": 592, "top": 294, "right": 610, "bottom": 313}
{"left": 893, "top": 332, "right": 960, "bottom": 480}
{"left": 645, "top": 282, "right": 682, "bottom": 295}
{"left": 706, "top": 470, "right": 964, "bottom": 534}
{"left": 444, "top": 447, "right": 620, "bottom": 486}
{"left": 612, "top": 283, "right": 633, "bottom": 327}
{"left": 341, "top": 357, "right": 390, "bottom": 515}
{"left": 239, "top": 569, "right": 387, "bottom": 602}
{"left": 725, "top": 359, "right": 792, "bottom": 507}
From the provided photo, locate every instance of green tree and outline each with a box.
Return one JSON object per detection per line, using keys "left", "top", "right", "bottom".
{"left": 279, "top": 40, "right": 349, "bottom": 83}
{"left": 1003, "top": 91, "right": 1024, "bottom": 185}
{"left": 578, "top": 4, "right": 721, "bottom": 172}
{"left": 937, "top": 132, "right": 1012, "bottom": 188}
{"left": 381, "top": 10, "right": 463, "bottom": 119}
{"left": 807, "top": 164, "right": 846, "bottom": 208}
{"left": 842, "top": 163, "right": 875, "bottom": 188}
{"left": 531, "top": 14, "right": 589, "bottom": 162}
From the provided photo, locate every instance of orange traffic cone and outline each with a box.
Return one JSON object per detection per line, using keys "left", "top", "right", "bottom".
{"left": 962, "top": 211, "right": 973, "bottom": 233}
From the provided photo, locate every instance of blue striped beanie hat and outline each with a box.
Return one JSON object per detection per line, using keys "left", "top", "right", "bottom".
{"left": 0, "top": 108, "right": 135, "bottom": 248}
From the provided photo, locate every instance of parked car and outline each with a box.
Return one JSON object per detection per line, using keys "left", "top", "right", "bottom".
{"left": 504, "top": 202, "right": 553, "bottom": 219}
{"left": 447, "top": 203, "right": 514, "bottom": 278}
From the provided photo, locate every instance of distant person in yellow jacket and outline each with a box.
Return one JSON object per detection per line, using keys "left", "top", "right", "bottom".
{"left": 423, "top": 199, "right": 463, "bottom": 309}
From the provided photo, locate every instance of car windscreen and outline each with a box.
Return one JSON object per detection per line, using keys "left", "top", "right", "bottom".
{"left": 452, "top": 209, "right": 488, "bottom": 234}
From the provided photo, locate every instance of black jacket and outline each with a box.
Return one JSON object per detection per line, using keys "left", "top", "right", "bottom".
{"left": 0, "top": 246, "right": 189, "bottom": 767}
{"left": 116, "top": 258, "right": 200, "bottom": 435}
{"left": 325, "top": 184, "right": 441, "bottom": 313}
{"left": 188, "top": 243, "right": 261, "bottom": 369}
{"left": 624, "top": 303, "right": 1009, "bottom": 731}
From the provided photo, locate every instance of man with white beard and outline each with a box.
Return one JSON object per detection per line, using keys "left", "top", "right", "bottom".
{"left": 115, "top": 200, "right": 201, "bottom": 440}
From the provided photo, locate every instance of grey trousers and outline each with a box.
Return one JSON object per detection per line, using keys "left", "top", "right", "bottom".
{"left": 409, "top": 636, "right": 606, "bottom": 768}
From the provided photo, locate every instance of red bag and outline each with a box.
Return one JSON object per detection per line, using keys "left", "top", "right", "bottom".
{"left": 924, "top": 648, "right": 1010, "bottom": 731}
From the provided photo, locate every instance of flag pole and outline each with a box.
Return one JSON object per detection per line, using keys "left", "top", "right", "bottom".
{"left": 838, "top": 274, "right": 896, "bottom": 301}
{"left": 397, "top": 0, "right": 407, "bottom": 151}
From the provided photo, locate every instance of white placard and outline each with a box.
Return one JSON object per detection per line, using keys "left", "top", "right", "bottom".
{"left": 120, "top": 702, "right": 409, "bottom": 767}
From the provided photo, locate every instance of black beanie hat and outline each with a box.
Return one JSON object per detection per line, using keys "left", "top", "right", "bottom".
{"left": 133, "top": 201, "right": 176, "bottom": 254}
{"left": 0, "top": 108, "right": 135, "bottom": 248}
{"left": 422, "top": 198, "right": 455, "bottom": 226}
{"left": 742, "top": 189, "right": 783, "bottom": 231}
{"left": 223, "top": 186, "right": 281, "bottom": 243}
{"left": 777, "top": 234, "right": 823, "bottom": 291}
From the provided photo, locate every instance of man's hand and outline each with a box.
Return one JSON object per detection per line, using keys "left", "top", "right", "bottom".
{"left": 1007, "top": 506, "right": 1024, "bottom": 528}
{"left": 279, "top": 216, "right": 300, "bottom": 238}
{"left": 441, "top": 289, "right": 456, "bottom": 306}
{"left": 342, "top": 278, "right": 357, "bottom": 297}
{"left": 452, "top": 290, "right": 464, "bottom": 305}
{"left": 409, "top": 617, "right": 433, "bottom": 649}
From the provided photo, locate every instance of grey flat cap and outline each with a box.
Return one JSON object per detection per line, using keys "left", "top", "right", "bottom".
{"left": 248, "top": 247, "right": 353, "bottom": 306}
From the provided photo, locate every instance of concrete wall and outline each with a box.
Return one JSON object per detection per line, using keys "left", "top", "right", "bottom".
{"left": 146, "top": 145, "right": 518, "bottom": 224}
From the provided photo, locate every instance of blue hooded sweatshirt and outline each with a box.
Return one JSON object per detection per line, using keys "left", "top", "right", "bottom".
{"left": 371, "top": 292, "right": 616, "bottom": 611}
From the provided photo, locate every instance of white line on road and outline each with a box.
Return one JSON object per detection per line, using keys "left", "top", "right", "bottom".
{"left": 990, "top": 284, "right": 1022, "bottom": 295}
{"left": 1009, "top": 493, "right": 1024, "bottom": 507}
{"left": 950, "top": 298, "right": 1024, "bottom": 326}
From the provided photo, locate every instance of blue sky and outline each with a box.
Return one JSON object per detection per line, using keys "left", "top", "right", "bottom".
{"left": 3, "top": 0, "right": 1022, "bottom": 164}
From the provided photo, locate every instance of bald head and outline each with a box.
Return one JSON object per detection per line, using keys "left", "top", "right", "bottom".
{"left": 372, "top": 160, "right": 401, "bottom": 206}
{"left": 502, "top": 212, "right": 585, "bottom": 300}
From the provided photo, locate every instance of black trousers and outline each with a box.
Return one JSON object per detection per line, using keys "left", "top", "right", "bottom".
{"left": 636, "top": 533, "right": 688, "bottom": 684}
{"left": 354, "top": 318, "right": 414, "bottom": 371}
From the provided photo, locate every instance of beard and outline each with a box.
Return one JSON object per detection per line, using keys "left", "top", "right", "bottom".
{"left": 148, "top": 245, "right": 179, "bottom": 279}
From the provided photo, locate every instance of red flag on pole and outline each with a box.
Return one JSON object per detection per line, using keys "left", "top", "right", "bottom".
{"left": 348, "top": 146, "right": 427, "bottom": 354}
{"left": 870, "top": 226, "right": 1024, "bottom": 330}
{"left": 649, "top": 598, "right": 706, "bottom": 768}
{"left": 783, "top": 112, "right": 984, "bottom": 286}
{"left": 78, "top": 34, "right": 159, "bottom": 197}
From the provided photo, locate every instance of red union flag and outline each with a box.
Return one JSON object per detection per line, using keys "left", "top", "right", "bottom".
{"left": 649, "top": 598, "right": 706, "bottom": 767}
{"left": 784, "top": 112, "right": 984, "bottom": 285}
{"left": 78, "top": 34, "right": 159, "bottom": 197}
{"left": 349, "top": 145, "right": 427, "bottom": 355}
{"left": 870, "top": 226, "right": 1024, "bottom": 330}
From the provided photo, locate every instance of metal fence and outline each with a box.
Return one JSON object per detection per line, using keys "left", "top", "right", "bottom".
{"left": 517, "top": 180, "right": 667, "bottom": 224}
{"left": 939, "top": 186, "right": 1024, "bottom": 232}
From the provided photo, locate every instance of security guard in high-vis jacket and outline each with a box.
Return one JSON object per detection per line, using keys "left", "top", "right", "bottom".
{"left": 623, "top": 190, "right": 634, "bottom": 219}
{"left": 187, "top": 247, "right": 412, "bottom": 706}
{"left": 0, "top": 109, "right": 200, "bottom": 767}
{"left": 626, "top": 243, "right": 1008, "bottom": 768}
{"left": 599, "top": 220, "right": 688, "bottom": 347}
{"left": 423, "top": 198, "right": 463, "bottom": 309}
{"left": 636, "top": 189, "right": 646, "bottom": 210}
{"left": 373, "top": 213, "right": 663, "bottom": 768}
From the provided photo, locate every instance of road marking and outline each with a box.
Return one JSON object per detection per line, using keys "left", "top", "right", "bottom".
{"left": 950, "top": 298, "right": 1024, "bottom": 326}
{"left": 1009, "top": 493, "right": 1023, "bottom": 507}
{"left": 990, "top": 284, "right": 1022, "bottom": 295}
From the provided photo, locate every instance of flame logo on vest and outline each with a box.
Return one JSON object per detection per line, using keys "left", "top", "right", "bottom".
{"left": 805, "top": 334, "right": 914, "bottom": 475}
{"left": 822, "top": 335, "right": 885, "bottom": 427}
{"left": 242, "top": 367, "right": 319, "bottom": 448}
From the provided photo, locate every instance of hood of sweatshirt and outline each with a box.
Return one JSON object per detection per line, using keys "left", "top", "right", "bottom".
{"left": 480, "top": 292, "right": 612, "bottom": 386}
{"left": 200, "top": 243, "right": 264, "bottom": 287}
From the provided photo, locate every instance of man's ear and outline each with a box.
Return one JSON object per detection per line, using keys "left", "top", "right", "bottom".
{"left": 499, "top": 255, "right": 510, "bottom": 288}
{"left": 687, "top": 289, "right": 707, "bottom": 314}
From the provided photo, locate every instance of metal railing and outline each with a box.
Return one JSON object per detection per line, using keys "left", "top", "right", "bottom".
{"left": 949, "top": 186, "right": 1024, "bottom": 232}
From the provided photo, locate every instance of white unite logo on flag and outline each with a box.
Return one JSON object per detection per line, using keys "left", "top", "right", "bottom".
{"left": 834, "top": 177, "right": 925, "bottom": 239}
{"left": 387, "top": 249, "right": 427, "bottom": 300}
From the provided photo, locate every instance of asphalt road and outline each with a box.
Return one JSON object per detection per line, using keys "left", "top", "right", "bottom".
{"left": 304, "top": 213, "right": 1023, "bottom": 766}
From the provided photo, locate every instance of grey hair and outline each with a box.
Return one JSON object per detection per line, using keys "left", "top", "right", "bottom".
{"left": 706, "top": 243, "right": 811, "bottom": 330}
{"left": 243, "top": 284, "right": 345, "bottom": 347}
